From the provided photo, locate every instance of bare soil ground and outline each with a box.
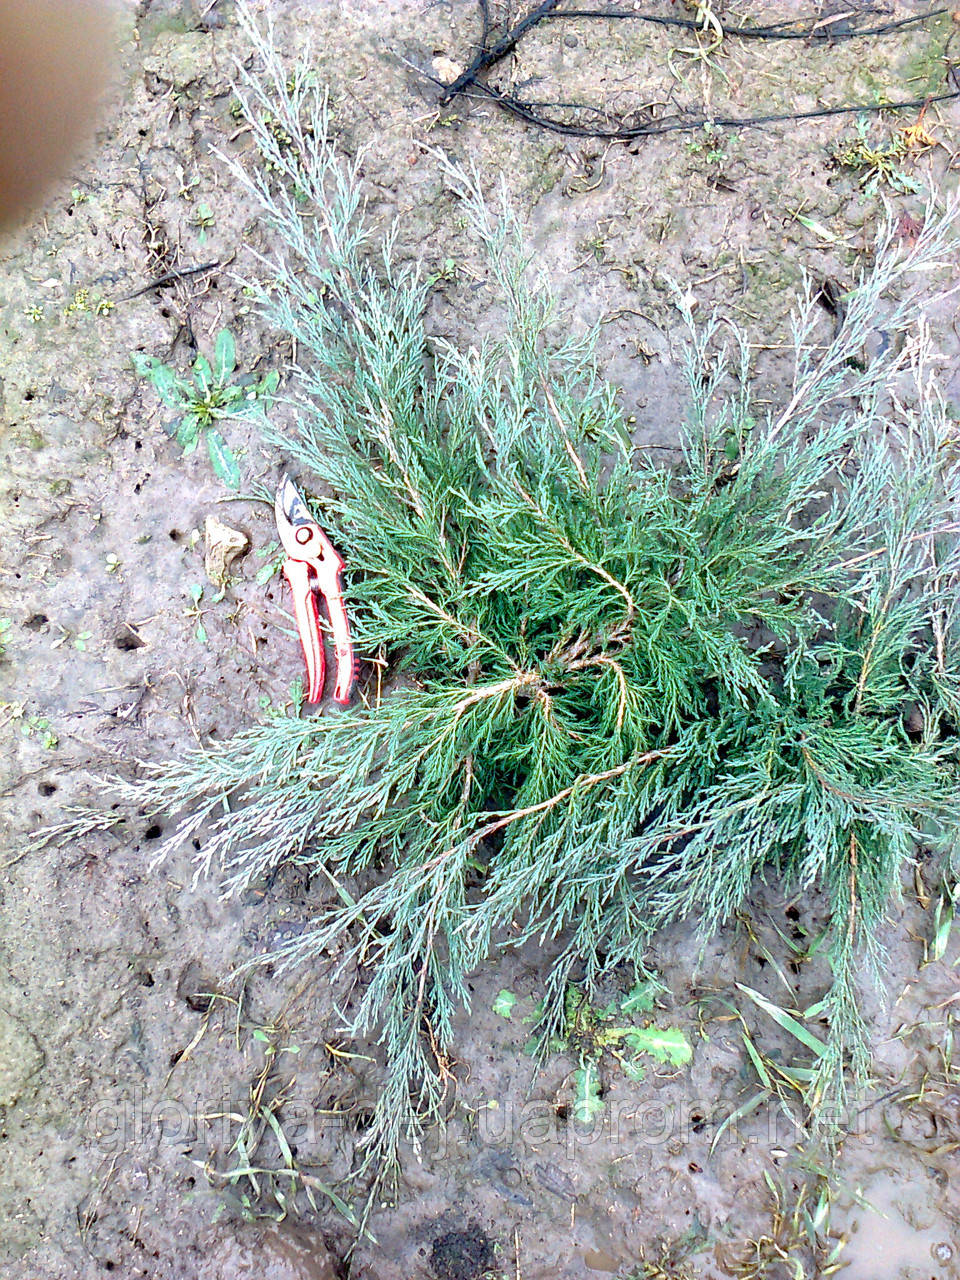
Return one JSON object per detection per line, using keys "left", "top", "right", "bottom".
{"left": 1, "top": 1, "right": 959, "bottom": 1277}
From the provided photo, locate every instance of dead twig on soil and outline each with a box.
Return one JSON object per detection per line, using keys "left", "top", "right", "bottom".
{"left": 120, "top": 260, "right": 222, "bottom": 301}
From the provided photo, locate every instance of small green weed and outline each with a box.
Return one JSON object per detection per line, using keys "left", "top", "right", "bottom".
{"left": 50, "top": 624, "right": 93, "bottom": 652}
{"left": 63, "top": 286, "right": 113, "bottom": 320}
{"left": 684, "top": 128, "right": 727, "bottom": 167}
{"left": 491, "top": 989, "right": 517, "bottom": 1018}
{"left": 64, "top": 287, "right": 90, "bottom": 317}
{"left": 429, "top": 256, "right": 459, "bottom": 284}
{"left": 832, "top": 117, "right": 928, "bottom": 196}
{"left": 543, "top": 983, "right": 691, "bottom": 1122}
{"left": 257, "top": 680, "right": 305, "bottom": 719}
{"left": 923, "top": 877, "right": 957, "bottom": 966}
{"left": 496, "top": 980, "right": 691, "bottom": 1121}
{"left": 2, "top": 702, "right": 58, "bottom": 749}
{"left": 192, "top": 201, "right": 215, "bottom": 240}
{"left": 132, "top": 329, "right": 278, "bottom": 489}
{"left": 575, "top": 232, "right": 608, "bottom": 265}
{"left": 184, "top": 583, "right": 209, "bottom": 644}
{"left": 253, "top": 540, "right": 284, "bottom": 585}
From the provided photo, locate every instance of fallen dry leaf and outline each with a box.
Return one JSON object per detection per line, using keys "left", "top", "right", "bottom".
{"left": 204, "top": 514, "right": 249, "bottom": 587}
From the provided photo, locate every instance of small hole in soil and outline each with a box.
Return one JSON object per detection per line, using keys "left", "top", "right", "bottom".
{"left": 143, "top": 823, "right": 163, "bottom": 841}
{"left": 168, "top": 528, "right": 181, "bottom": 541}
{"left": 38, "top": 782, "right": 57, "bottom": 797}
{"left": 784, "top": 905, "right": 800, "bottom": 921}
{"left": 114, "top": 626, "right": 145, "bottom": 651}
{"left": 24, "top": 613, "right": 48, "bottom": 631}
{"left": 24, "top": 389, "right": 35, "bottom": 402}
{"left": 192, "top": 838, "right": 201, "bottom": 851}
{"left": 555, "top": 1103, "right": 570, "bottom": 1122}
{"left": 139, "top": 971, "right": 154, "bottom": 987}
{"left": 134, "top": 439, "right": 142, "bottom": 451}
{"left": 160, "top": 307, "right": 171, "bottom": 318}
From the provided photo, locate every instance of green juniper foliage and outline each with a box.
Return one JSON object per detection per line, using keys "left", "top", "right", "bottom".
{"left": 114, "top": 23, "right": 960, "bottom": 1175}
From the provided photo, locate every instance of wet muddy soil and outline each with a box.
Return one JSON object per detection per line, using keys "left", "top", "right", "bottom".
{"left": 1, "top": 1, "right": 959, "bottom": 1277}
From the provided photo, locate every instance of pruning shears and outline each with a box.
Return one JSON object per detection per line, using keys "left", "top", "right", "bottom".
{"left": 274, "top": 473, "right": 355, "bottom": 705}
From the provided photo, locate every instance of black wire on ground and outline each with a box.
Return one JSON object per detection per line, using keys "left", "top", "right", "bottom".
{"left": 440, "top": 0, "right": 563, "bottom": 103}
{"left": 461, "top": 72, "right": 960, "bottom": 138}
{"left": 537, "top": 6, "right": 948, "bottom": 42}
{"left": 433, "top": 0, "right": 960, "bottom": 140}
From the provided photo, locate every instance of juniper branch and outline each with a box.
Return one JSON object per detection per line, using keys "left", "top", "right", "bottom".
{"left": 47, "top": 10, "right": 960, "bottom": 1188}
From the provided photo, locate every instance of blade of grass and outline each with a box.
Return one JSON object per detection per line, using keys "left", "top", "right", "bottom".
{"left": 736, "top": 983, "right": 828, "bottom": 1057}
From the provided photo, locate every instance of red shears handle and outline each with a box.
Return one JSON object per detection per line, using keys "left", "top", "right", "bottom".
{"left": 274, "top": 474, "right": 355, "bottom": 706}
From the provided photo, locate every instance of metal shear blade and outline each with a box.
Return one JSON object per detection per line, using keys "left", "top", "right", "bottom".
{"left": 274, "top": 473, "right": 355, "bottom": 705}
